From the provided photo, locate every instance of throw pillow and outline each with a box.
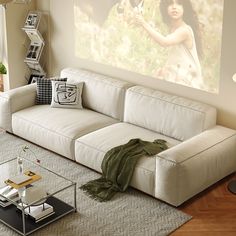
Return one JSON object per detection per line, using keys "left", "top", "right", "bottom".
{"left": 51, "top": 81, "right": 83, "bottom": 109}
{"left": 36, "top": 77, "right": 67, "bottom": 105}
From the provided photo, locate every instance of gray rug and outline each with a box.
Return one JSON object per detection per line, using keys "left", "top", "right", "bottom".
{"left": 0, "top": 132, "right": 191, "bottom": 236}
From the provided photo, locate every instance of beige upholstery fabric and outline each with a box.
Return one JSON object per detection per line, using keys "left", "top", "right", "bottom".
{"left": 124, "top": 86, "right": 217, "bottom": 141}
{"left": 12, "top": 106, "right": 118, "bottom": 159}
{"left": 75, "top": 122, "right": 181, "bottom": 195}
{"left": 61, "top": 68, "right": 132, "bottom": 120}
{"left": 0, "top": 84, "right": 36, "bottom": 132}
{"left": 155, "top": 125, "right": 236, "bottom": 206}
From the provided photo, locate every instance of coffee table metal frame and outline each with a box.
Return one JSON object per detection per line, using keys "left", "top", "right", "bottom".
{"left": 0, "top": 157, "right": 77, "bottom": 236}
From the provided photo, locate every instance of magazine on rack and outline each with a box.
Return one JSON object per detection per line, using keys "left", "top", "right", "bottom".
{"left": 25, "top": 42, "right": 44, "bottom": 62}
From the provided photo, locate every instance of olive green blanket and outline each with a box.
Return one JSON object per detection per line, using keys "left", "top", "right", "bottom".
{"left": 79, "top": 138, "right": 168, "bottom": 201}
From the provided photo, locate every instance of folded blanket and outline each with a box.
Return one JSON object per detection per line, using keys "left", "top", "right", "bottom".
{"left": 80, "top": 138, "right": 168, "bottom": 201}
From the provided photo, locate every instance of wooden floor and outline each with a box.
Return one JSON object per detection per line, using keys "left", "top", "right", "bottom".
{"left": 172, "top": 173, "right": 236, "bottom": 236}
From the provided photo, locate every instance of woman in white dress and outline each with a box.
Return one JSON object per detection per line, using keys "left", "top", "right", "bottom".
{"left": 134, "top": 0, "right": 205, "bottom": 89}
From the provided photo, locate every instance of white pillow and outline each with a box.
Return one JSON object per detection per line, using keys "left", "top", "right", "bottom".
{"left": 51, "top": 81, "right": 83, "bottom": 109}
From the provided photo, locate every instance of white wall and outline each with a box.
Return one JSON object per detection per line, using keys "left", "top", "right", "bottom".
{"left": 36, "top": 0, "right": 236, "bottom": 130}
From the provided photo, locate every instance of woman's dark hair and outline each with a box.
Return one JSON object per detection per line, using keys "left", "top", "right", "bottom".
{"left": 160, "top": 0, "right": 202, "bottom": 57}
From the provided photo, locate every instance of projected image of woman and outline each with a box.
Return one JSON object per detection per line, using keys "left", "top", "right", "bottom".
{"left": 133, "top": 0, "right": 204, "bottom": 89}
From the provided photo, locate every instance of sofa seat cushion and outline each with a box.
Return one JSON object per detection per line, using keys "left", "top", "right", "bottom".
{"left": 12, "top": 105, "right": 118, "bottom": 160}
{"left": 75, "top": 122, "right": 181, "bottom": 195}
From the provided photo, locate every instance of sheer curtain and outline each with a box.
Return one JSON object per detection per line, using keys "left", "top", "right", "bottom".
{"left": 0, "top": 5, "right": 8, "bottom": 91}
{"left": 0, "top": 5, "right": 6, "bottom": 62}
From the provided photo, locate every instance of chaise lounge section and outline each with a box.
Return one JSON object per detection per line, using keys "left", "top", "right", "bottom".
{"left": 0, "top": 68, "right": 236, "bottom": 206}
{"left": 74, "top": 83, "right": 236, "bottom": 206}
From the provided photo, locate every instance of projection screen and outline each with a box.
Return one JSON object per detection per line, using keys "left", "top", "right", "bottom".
{"left": 74, "top": 0, "right": 224, "bottom": 93}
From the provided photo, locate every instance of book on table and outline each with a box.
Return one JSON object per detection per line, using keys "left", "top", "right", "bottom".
{"left": 4, "top": 171, "right": 41, "bottom": 189}
{"left": 8, "top": 174, "right": 31, "bottom": 185}
{"left": 18, "top": 202, "right": 55, "bottom": 223}
{"left": 0, "top": 185, "right": 20, "bottom": 207}
{"left": 0, "top": 195, "right": 20, "bottom": 207}
{"left": 0, "top": 171, "right": 42, "bottom": 208}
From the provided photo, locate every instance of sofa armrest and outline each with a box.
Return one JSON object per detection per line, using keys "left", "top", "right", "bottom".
{"left": 0, "top": 84, "right": 37, "bottom": 132}
{"left": 155, "top": 125, "right": 236, "bottom": 206}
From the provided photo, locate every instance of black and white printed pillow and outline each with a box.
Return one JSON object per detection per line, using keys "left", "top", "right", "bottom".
{"left": 36, "top": 77, "right": 67, "bottom": 104}
{"left": 51, "top": 81, "right": 84, "bottom": 109}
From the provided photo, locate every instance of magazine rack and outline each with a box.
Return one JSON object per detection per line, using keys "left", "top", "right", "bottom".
{"left": 22, "top": 11, "right": 47, "bottom": 79}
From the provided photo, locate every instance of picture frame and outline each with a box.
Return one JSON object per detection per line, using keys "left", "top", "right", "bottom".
{"left": 25, "top": 42, "right": 44, "bottom": 62}
{"left": 28, "top": 74, "right": 44, "bottom": 84}
{"left": 23, "top": 12, "right": 41, "bottom": 29}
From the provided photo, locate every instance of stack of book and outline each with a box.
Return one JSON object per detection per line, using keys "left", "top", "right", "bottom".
{"left": 0, "top": 185, "right": 20, "bottom": 207}
{"left": 5, "top": 171, "right": 42, "bottom": 189}
{"left": 18, "top": 202, "right": 55, "bottom": 223}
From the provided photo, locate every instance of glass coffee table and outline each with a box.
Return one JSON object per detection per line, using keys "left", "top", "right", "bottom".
{"left": 0, "top": 157, "right": 77, "bottom": 236}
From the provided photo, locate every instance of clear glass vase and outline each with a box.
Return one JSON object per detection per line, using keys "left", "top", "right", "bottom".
{"left": 17, "top": 156, "right": 23, "bottom": 174}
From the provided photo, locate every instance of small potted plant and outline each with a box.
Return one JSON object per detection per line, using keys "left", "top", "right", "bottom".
{"left": 0, "top": 62, "right": 7, "bottom": 92}
{"left": 0, "top": 62, "right": 7, "bottom": 75}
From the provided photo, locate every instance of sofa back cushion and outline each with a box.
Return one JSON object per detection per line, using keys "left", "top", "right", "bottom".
{"left": 61, "top": 68, "right": 132, "bottom": 120}
{"left": 124, "top": 86, "right": 217, "bottom": 141}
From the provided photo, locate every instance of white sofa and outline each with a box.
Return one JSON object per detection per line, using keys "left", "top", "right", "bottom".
{"left": 0, "top": 68, "right": 236, "bottom": 206}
